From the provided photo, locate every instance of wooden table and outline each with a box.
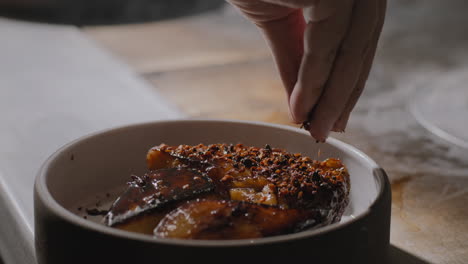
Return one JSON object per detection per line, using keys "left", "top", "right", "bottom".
{"left": 83, "top": 1, "right": 468, "bottom": 263}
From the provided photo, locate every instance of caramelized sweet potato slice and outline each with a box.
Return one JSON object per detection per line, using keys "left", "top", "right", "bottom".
{"left": 112, "top": 210, "right": 170, "bottom": 235}
{"left": 147, "top": 144, "right": 350, "bottom": 215}
{"left": 147, "top": 147, "right": 218, "bottom": 173}
{"left": 147, "top": 146, "right": 235, "bottom": 197}
{"left": 105, "top": 168, "right": 214, "bottom": 226}
{"left": 154, "top": 199, "right": 321, "bottom": 240}
{"left": 229, "top": 185, "right": 277, "bottom": 206}
{"left": 106, "top": 144, "right": 350, "bottom": 239}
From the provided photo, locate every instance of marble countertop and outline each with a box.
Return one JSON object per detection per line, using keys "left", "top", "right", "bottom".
{"left": 84, "top": 1, "right": 468, "bottom": 263}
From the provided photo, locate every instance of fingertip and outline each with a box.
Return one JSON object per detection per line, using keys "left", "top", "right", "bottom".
{"left": 308, "top": 126, "right": 330, "bottom": 143}
{"left": 291, "top": 115, "right": 304, "bottom": 124}
{"left": 290, "top": 115, "right": 303, "bottom": 124}
{"left": 331, "top": 112, "right": 350, "bottom": 132}
{"left": 331, "top": 124, "right": 345, "bottom": 133}
{"left": 287, "top": 108, "right": 302, "bottom": 124}
{"left": 288, "top": 107, "right": 306, "bottom": 125}
{"left": 288, "top": 87, "right": 309, "bottom": 124}
{"left": 306, "top": 111, "right": 336, "bottom": 142}
{"left": 287, "top": 101, "right": 302, "bottom": 124}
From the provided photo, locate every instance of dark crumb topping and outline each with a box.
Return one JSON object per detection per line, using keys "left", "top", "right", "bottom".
{"left": 153, "top": 143, "right": 349, "bottom": 209}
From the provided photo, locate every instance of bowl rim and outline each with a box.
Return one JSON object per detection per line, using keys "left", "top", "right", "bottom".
{"left": 35, "top": 118, "right": 387, "bottom": 247}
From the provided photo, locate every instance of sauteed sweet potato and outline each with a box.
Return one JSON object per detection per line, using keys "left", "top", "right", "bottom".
{"left": 104, "top": 144, "right": 350, "bottom": 239}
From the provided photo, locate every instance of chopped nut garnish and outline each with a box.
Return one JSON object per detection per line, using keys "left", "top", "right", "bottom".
{"left": 147, "top": 143, "right": 350, "bottom": 210}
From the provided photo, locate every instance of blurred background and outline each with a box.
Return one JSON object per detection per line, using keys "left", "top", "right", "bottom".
{"left": 0, "top": 0, "right": 225, "bottom": 25}
{"left": 1, "top": 0, "right": 468, "bottom": 263}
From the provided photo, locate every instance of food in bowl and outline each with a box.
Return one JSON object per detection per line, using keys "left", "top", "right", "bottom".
{"left": 103, "top": 143, "right": 350, "bottom": 239}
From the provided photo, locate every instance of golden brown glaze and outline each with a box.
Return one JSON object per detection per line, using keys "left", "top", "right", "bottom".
{"left": 148, "top": 144, "right": 349, "bottom": 216}
{"left": 154, "top": 199, "right": 322, "bottom": 239}
{"left": 105, "top": 143, "right": 350, "bottom": 239}
{"left": 105, "top": 168, "right": 214, "bottom": 226}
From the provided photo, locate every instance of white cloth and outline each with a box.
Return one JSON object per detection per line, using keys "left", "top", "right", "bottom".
{"left": 0, "top": 18, "right": 182, "bottom": 264}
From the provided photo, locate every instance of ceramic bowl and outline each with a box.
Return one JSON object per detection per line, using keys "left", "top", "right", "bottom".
{"left": 34, "top": 120, "right": 391, "bottom": 264}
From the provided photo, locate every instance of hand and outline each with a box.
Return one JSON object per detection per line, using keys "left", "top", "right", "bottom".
{"left": 228, "top": 0, "right": 386, "bottom": 141}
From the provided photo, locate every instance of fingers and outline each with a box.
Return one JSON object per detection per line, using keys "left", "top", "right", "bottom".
{"left": 228, "top": 0, "right": 296, "bottom": 23}
{"left": 261, "top": 0, "right": 337, "bottom": 21}
{"left": 306, "top": 0, "right": 340, "bottom": 22}
{"left": 230, "top": 0, "right": 384, "bottom": 142}
{"left": 303, "top": 0, "right": 379, "bottom": 141}
{"left": 227, "top": 0, "right": 306, "bottom": 99}
{"left": 332, "top": 0, "right": 387, "bottom": 132}
{"left": 258, "top": 10, "right": 307, "bottom": 97}
{"left": 289, "top": 0, "right": 354, "bottom": 124}
{"left": 261, "top": 0, "right": 320, "bottom": 9}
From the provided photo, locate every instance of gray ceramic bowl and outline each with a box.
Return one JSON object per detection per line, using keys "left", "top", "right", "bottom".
{"left": 34, "top": 120, "right": 391, "bottom": 264}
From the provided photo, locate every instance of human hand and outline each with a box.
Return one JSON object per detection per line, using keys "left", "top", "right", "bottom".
{"left": 228, "top": 0, "right": 386, "bottom": 141}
